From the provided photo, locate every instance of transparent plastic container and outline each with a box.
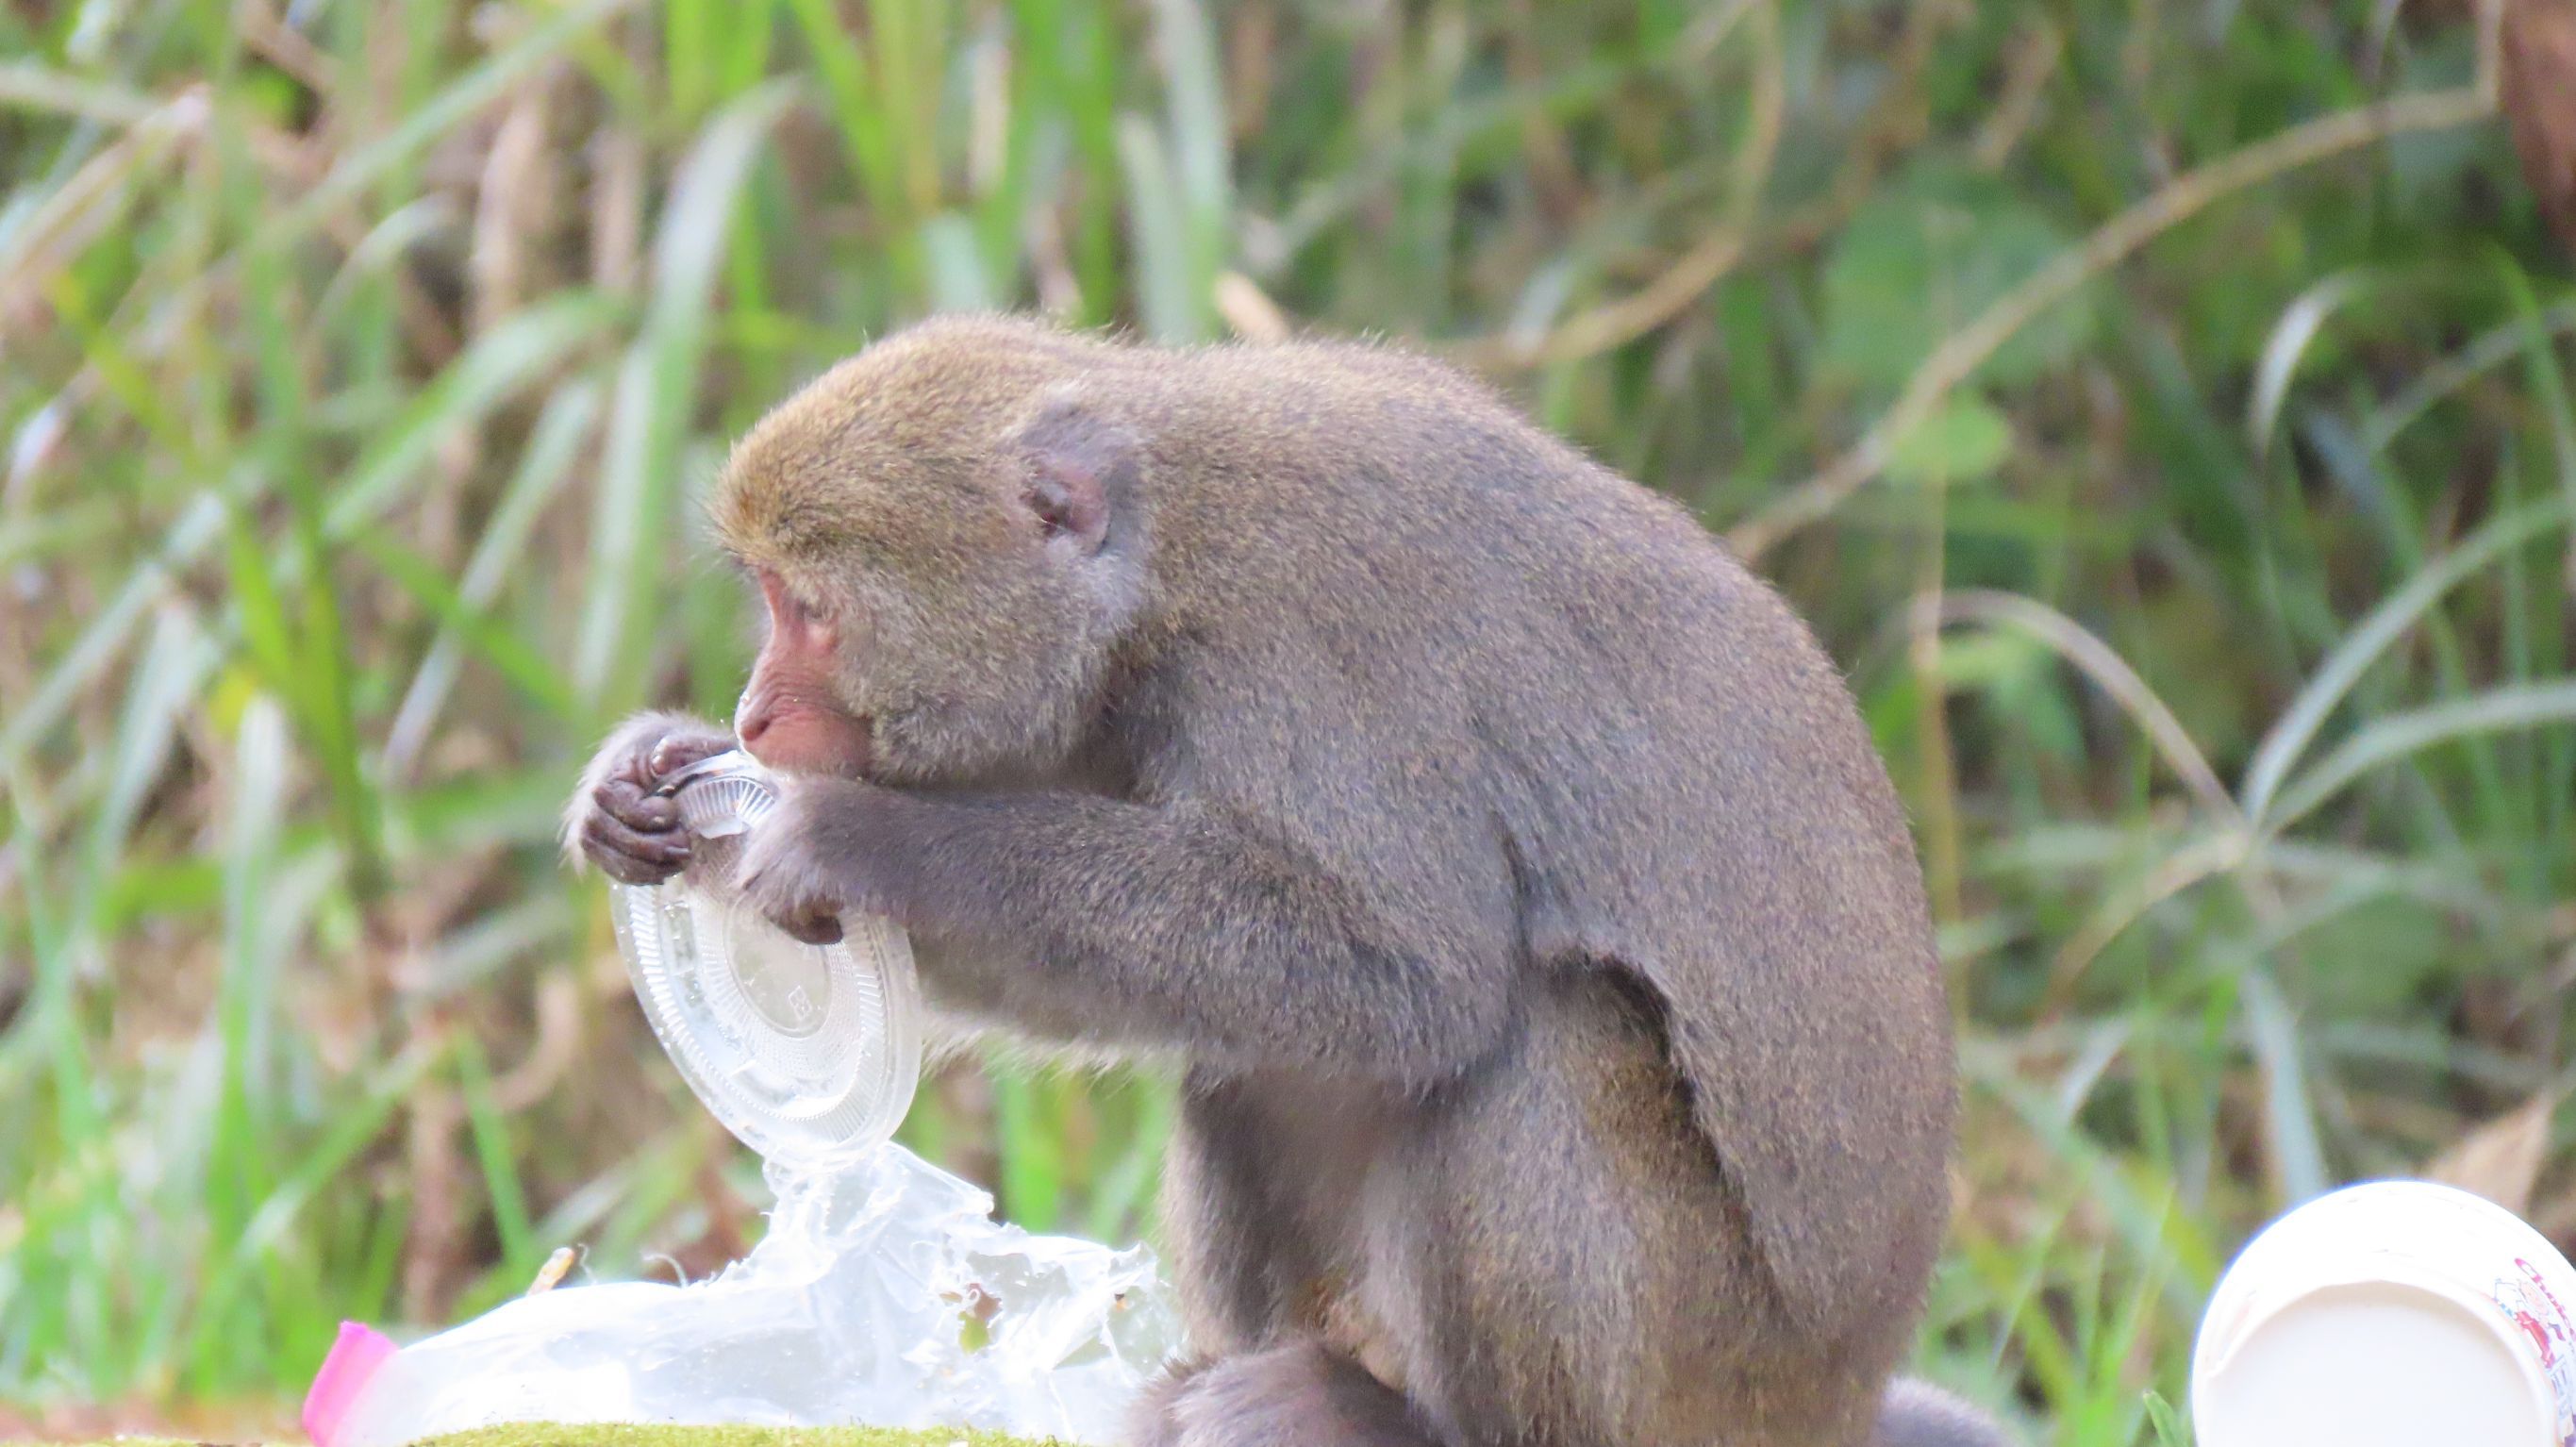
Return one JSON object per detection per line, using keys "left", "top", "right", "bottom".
{"left": 305, "top": 752, "right": 1181, "bottom": 1447}
{"left": 607, "top": 751, "right": 922, "bottom": 1170}
{"left": 310, "top": 1150, "right": 1181, "bottom": 1447}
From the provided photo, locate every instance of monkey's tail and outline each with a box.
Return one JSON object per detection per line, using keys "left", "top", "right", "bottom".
{"left": 1875, "top": 1377, "right": 2017, "bottom": 1447}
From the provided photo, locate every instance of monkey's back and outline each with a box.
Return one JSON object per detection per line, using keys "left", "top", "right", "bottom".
{"left": 1138, "top": 340, "right": 1954, "bottom": 1348}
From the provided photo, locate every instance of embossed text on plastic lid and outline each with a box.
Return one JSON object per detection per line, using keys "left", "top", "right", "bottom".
{"left": 607, "top": 751, "right": 922, "bottom": 1170}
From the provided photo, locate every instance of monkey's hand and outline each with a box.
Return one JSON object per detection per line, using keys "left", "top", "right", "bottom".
{"left": 564, "top": 711, "right": 737, "bottom": 885}
{"left": 731, "top": 776, "right": 917, "bottom": 946}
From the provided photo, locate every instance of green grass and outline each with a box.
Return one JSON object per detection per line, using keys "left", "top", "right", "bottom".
{"left": 2, "top": 3, "right": 2573, "bottom": 1444}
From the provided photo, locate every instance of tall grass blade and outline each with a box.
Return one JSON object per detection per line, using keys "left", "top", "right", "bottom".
{"left": 323, "top": 294, "right": 621, "bottom": 538}
{"left": 2266, "top": 680, "right": 2576, "bottom": 835}
{"left": 1117, "top": 117, "right": 1202, "bottom": 342}
{"left": 0, "top": 495, "right": 225, "bottom": 771}
{"left": 2249, "top": 271, "right": 2372, "bottom": 457}
{"left": 278, "top": 0, "right": 638, "bottom": 240}
{"left": 2240, "top": 498, "right": 2572, "bottom": 823}
{"left": 574, "top": 80, "right": 798, "bottom": 712}
{"left": 385, "top": 380, "right": 606, "bottom": 776}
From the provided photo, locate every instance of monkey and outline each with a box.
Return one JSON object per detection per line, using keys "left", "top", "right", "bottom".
{"left": 565, "top": 316, "right": 2011, "bottom": 1447}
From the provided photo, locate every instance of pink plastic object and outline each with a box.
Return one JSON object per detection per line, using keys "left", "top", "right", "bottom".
{"left": 304, "top": 1321, "right": 398, "bottom": 1447}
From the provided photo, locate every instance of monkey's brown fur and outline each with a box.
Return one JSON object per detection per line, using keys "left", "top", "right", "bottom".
{"left": 570, "top": 317, "right": 2001, "bottom": 1447}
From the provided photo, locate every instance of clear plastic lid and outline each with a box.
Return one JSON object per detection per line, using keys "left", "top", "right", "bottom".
{"left": 608, "top": 752, "right": 922, "bottom": 1170}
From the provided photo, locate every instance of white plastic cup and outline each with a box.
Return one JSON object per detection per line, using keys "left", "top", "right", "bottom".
{"left": 2192, "top": 1179, "right": 2576, "bottom": 1447}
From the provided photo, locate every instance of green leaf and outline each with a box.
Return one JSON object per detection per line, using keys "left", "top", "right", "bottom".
{"left": 1820, "top": 161, "right": 2096, "bottom": 394}
{"left": 275, "top": 0, "right": 636, "bottom": 241}
{"left": 1886, "top": 396, "right": 2013, "bottom": 484}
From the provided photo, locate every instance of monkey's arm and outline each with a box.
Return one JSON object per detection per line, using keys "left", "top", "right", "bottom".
{"left": 736, "top": 778, "right": 1514, "bottom": 1081}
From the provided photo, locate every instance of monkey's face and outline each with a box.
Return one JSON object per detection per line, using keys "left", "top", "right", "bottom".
{"left": 731, "top": 566, "right": 875, "bottom": 779}
{"left": 711, "top": 324, "right": 1147, "bottom": 787}
{"left": 726, "top": 539, "right": 1111, "bottom": 788}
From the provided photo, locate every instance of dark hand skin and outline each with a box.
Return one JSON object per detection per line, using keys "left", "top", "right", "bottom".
{"left": 563, "top": 712, "right": 733, "bottom": 886}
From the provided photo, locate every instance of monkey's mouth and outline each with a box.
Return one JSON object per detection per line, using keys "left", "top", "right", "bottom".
{"left": 738, "top": 707, "right": 875, "bottom": 780}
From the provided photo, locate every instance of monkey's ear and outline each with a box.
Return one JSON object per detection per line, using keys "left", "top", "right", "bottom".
{"left": 1014, "top": 398, "right": 1136, "bottom": 557}
{"left": 1027, "top": 463, "right": 1108, "bottom": 553}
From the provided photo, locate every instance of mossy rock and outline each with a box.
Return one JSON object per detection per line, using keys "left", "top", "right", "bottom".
{"left": 420, "top": 1428, "right": 1062, "bottom": 1447}
{"left": 73, "top": 1421, "right": 1055, "bottom": 1431}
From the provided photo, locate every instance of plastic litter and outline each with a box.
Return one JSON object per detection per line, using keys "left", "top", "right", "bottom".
{"left": 610, "top": 751, "right": 926, "bottom": 1172}
{"left": 306, "top": 751, "right": 1183, "bottom": 1447}
{"left": 2192, "top": 1179, "right": 2576, "bottom": 1447}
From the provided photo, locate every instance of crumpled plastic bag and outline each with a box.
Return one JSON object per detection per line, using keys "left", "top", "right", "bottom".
{"left": 307, "top": 1142, "right": 1183, "bottom": 1447}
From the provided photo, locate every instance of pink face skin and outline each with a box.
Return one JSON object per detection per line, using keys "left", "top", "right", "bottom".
{"left": 735, "top": 571, "right": 874, "bottom": 779}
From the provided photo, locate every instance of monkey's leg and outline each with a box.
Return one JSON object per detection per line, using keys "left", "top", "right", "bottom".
{"left": 1374, "top": 971, "right": 1904, "bottom": 1447}
{"left": 1130, "top": 1342, "right": 1441, "bottom": 1447}
{"left": 1154, "top": 1078, "right": 1310, "bottom": 1348}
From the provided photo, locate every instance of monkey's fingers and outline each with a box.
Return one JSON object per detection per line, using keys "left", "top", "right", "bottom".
{"left": 595, "top": 776, "right": 680, "bottom": 833}
{"left": 734, "top": 852, "right": 850, "bottom": 945}
{"left": 582, "top": 809, "right": 692, "bottom": 885}
{"left": 646, "top": 731, "right": 736, "bottom": 785}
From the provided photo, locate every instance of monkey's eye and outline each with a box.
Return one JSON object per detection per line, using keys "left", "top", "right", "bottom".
{"left": 758, "top": 571, "right": 837, "bottom": 645}
{"left": 755, "top": 571, "right": 796, "bottom": 619}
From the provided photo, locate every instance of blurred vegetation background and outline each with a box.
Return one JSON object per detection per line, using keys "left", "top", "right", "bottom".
{"left": 4, "top": 0, "right": 2574, "bottom": 1440}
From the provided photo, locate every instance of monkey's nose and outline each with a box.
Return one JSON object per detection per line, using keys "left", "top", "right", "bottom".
{"left": 735, "top": 695, "right": 773, "bottom": 750}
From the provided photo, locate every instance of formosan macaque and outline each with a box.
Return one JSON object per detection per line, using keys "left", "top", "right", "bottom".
{"left": 567, "top": 317, "right": 2008, "bottom": 1447}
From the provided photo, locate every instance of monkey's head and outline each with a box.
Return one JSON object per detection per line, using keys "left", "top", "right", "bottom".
{"left": 710, "top": 318, "right": 1153, "bottom": 786}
